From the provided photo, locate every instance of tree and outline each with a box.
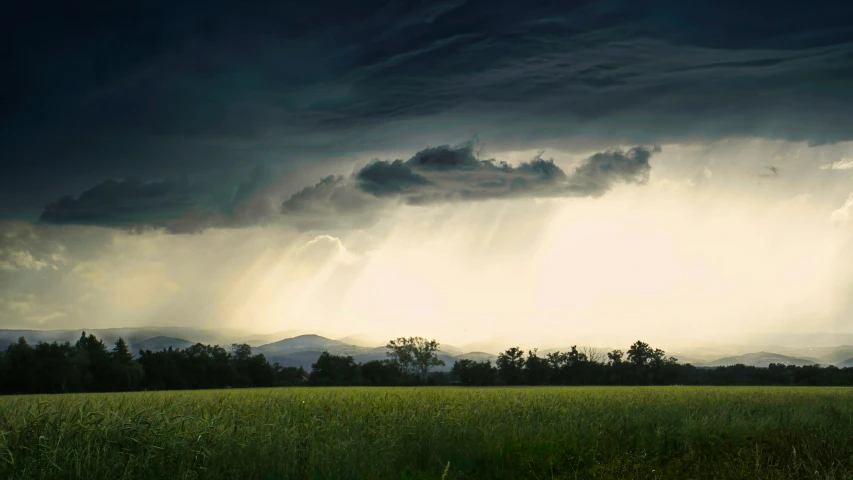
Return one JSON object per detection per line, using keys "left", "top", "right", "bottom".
{"left": 607, "top": 349, "right": 624, "bottom": 365}
{"left": 3, "top": 337, "right": 35, "bottom": 393}
{"left": 497, "top": 347, "right": 525, "bottom": 385}
{"left": 310, "top": 351, "right": 359, "bottom": 386}
{"left": 607, "top": 349, "right": 626, "bottom": 384}
{"left": 111, "top": 338, "right": 133, "bottom": 364}
{"left": 272, "top": 363, "right": 307, "bottom": 386}
{"left": 244, "top": 352, "right": 275, "bottom": 387}
{"left": 580, "top": 346, "right": 604, "bottom": 364}
{"left": 627, "top": 341, "right": 654, "bottom": 366}
{"left": 360, "top": 359, "right": 402, "bottom": 386}
{"left": 110, "top": 337, "right": 143, "bottom": 391}
{"left": 386, "top": 337, "right": 445, "bottom": 380}
{"left": 452, "top": 359, "right": 496, "bottom": 386}
{"left": 231, "top": 343, "right": 253, "bottom": 362}
{"left": 649, "top": 348, "right": 678, "bottom": 385}
{"left": 386, "top": 338, "right": 414, "bottom": 375}
{"left": 32, "top": 341, "right": 78, "bottom": 393}
{"left": 74, "top": 332, "right": 112, "bottom": 391}
{"left": 524, "top": 349, "right": 550, "bottom": 385}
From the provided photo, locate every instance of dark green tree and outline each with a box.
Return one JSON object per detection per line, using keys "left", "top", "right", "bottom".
{"left": 497, "top": 347, "right": 525, "bottom": 385}
{"left": 310, "top": 351, "right": 359, "bottom": 386}
{"left": 3, "top": 338, "right": 35, "bottom": 393}
{"left": 452, "top": 359, "right": 496, "bottom": 386}
{"left": 360, "top": 359, "right": 403, "bottom": 386}
{"left": 272, "top": 363, "right": 308, "bottom": 386}
{"left": 110, "top": 338, "right": 143, "bottom": 391}
{"left": 524, "top": 349, "right": 551, "bottom": 385}
{"left": 627, "top": 341, "right": 654, "bottom": 366}
{"left": 74, "top": 332, "right": 112, "bottom": 391}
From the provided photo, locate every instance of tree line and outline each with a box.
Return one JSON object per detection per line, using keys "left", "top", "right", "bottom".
{"left": 453, "top": 343, "right": 853, "bottom": 386}
{"left": 0, "top": 332, "right": 307, "bottom": 394}
{"left": 1, "top": 333, "right": 852, "bottom": 395}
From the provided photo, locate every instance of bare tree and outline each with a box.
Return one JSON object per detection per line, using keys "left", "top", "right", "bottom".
{"left": 580, "top": 346, "right": 604, "bottom": 364}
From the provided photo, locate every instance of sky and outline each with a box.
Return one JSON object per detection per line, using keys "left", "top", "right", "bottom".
{"left": 2, "top": 0, "right": 853, "bottom": 349}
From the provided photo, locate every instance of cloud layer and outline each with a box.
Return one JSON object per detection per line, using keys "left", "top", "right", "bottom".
{"left": 2, "top": 0, "right": 852, "bottom": 218}
{"left": 36, "top": 143, "right": 658, "bottom": 231}
{"left": 278, "top": 143, "right": 658, "bottom": 227}
{"left": 309, "top": 143, "right": 653, "bottom": 203}
{"left": 40, "top": 177, "right": 198, "bottom": 225}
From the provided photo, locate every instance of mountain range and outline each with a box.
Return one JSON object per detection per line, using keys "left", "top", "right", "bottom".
{"left": 704, "top": 352, "right": 816, "bottom": 368}
{"left": 2, "top": 328, "right": 853, "bottom": 370}
{"left": 252, "top": 334, "right": 496, "bottom": 372}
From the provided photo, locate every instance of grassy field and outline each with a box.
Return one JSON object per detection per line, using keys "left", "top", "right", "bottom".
{"left": 1, "top": 387, "right": 852, "bottom": 479}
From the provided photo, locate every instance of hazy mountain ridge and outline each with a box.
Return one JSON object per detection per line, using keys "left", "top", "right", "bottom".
{"left": 2, "top": 328, "right": 853, "bottom": 369}
{"left": 0, "top": 328, "right": 244, "bottom": 348}
{"left": 131, "top": 336, "right": 195, "bottom": 353}
{"left": 256, "top": 335, "right": 498, "bottom": 371}
{"left": 837, "top": 357, "right": 853, "bottom": 368}
{"left": 704, "top": 352, "right": 817, "bottom": 368}
{"left": 258, "top": 334, "right": 362, "bottom": 354}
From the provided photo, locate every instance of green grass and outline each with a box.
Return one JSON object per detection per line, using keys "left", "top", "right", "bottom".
{"left": 1, "top": 387, "right": 852, "bottom": 479}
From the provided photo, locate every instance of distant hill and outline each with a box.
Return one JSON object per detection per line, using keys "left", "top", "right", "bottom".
{"left": 749, "top": 345, "right": 853, "bottom": 365}
{"left": 430, "top": 343, "right": 464, "bottom": 356}
{"left": 667, "top": 353, "right": 713, "bottom": 365}
{"left": 746, "top": 332, "right": 853, "bottom": 349}
{"left": 837, "top": 357, "right": 853, "bottom": 368}
{"left": 264, "top": 350, "right": 329, "bottom": 368}
{"left": 454, "top": 352, "right": 498, "bottom": 363}
{"left": 131, "top": 336, "right": 195, "bottom": 353}
{"left": 235, "top": 330, "right": 308, "bottom": 347}
{"left": 258, "top": 334, "right": 362, "bottom": 355}
{"left": 0, "top": 327, "right": 247, "bottom": 348}
{"left": 812, "top": 346, "right": 853, "bottom": 365}
{"left": 706, "top": 352, "right": 817, "bottom": 368}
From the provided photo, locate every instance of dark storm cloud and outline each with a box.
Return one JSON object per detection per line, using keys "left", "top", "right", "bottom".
{"left": 224, "top": 165, "right": 273, "bottom": 214}
{"left": 282, "top": 175, "right": 384, "bottom": 230}
{"left": 41, "top": 142, "right": 654, "bottom": 232}
{"left": 38, "top": 165, "right": 278, "bottom": 232}
{"left": 284, "top": 176, "right": 348, "bottom": 213}
{"left": 2, "top": 0, "right": 852, "bottom": 219}
{"left": 40, "top": 177, "right": 197, "bottom": 225}
{"left": 281, "top": 143, "right": 659, "bottom": 224}
{"left": 570, "top": 146, "right": 656, "bottom": 196}
{"left": 356, "top": 160, "right": 431, "bottom": 196}
{"left": 407, "top": 145, "right": 482, "bottom": 171}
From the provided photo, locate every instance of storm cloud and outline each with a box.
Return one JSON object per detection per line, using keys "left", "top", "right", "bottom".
{"left": 39, "top": 177, "right": 198, "bottom": 226}
{"left": 2, "top": 0, "right": 853, "bottom": 220}
{"left": 281, "top": 175, "right": 385, "bottom": 230}
{"left": 356, "top": 160, "right": 432, "bottom": 196}
{"left": 570, "top": 146, "right": 656, "bottom": 196}
{"left": 37, "top": 164, "right": 286, "bottom": 233}
{"left": 357, "top": 144, "right": 656, "bottom": 202}
{"left": 281, "top": 143, "right": 659, "bottom": 223}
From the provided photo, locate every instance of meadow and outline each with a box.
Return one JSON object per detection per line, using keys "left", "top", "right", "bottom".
{"left": 1, "top": 387, "right": 852, "bottom": 480}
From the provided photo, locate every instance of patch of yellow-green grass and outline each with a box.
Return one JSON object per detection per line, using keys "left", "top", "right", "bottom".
{"left": 1, "top": 387, "right": 852, "bottom": 479}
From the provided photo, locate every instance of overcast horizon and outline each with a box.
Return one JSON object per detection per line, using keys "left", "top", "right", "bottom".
{"left": 3, "top": 1, "right": 853, "bottom": 349}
